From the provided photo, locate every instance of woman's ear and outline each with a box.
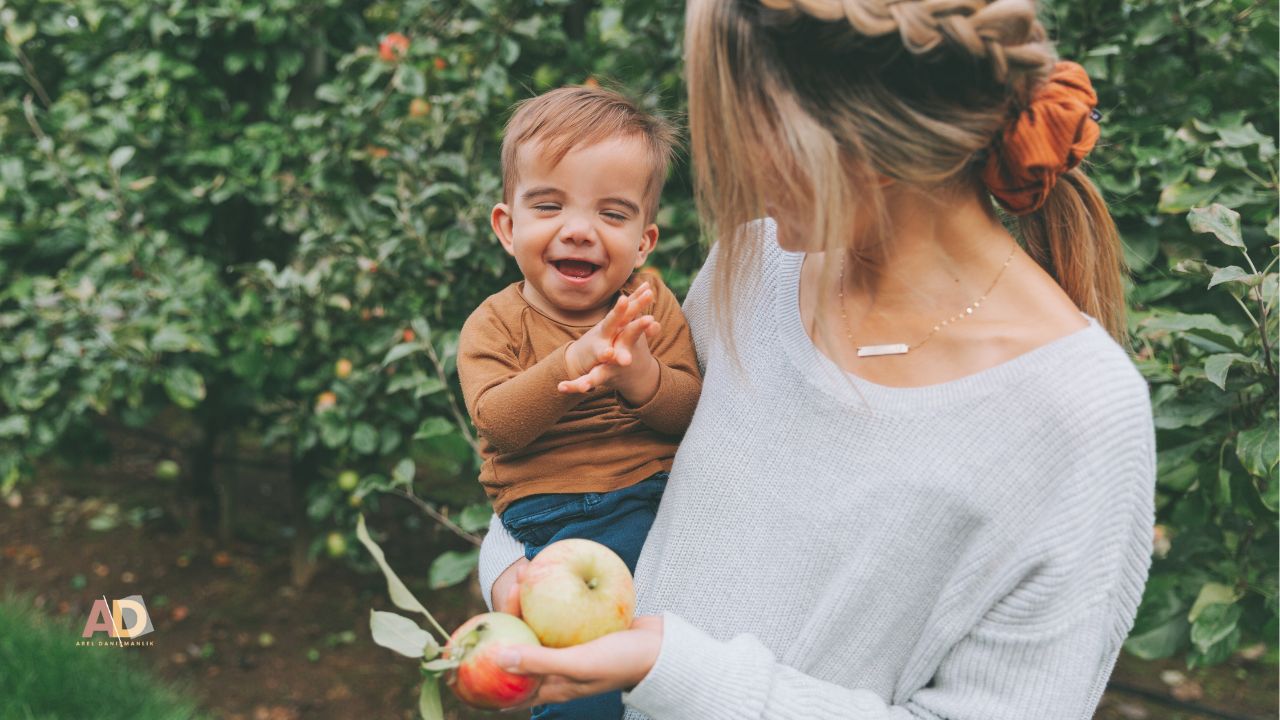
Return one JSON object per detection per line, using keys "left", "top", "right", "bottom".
{"left": 491, "top": 203, "right": 515, "bottom": 256}
{"left": 634, "top": 223, "right": 660, "bottom": 267}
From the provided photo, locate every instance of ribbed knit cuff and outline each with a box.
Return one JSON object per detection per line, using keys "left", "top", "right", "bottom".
{"left": 621, "top": 611, "right": 772, "bottom": 720}
{"left": 476, "top": 512, "right": 525, "bottom": 611}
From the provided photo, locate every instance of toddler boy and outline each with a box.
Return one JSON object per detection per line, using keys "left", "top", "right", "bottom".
{"left": 458, "top": 85, "right": 700, "bottom": 603}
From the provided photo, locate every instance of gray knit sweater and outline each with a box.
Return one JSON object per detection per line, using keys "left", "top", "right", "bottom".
{"left": 477, "top": 219, "right": 1157, "bottom": 720}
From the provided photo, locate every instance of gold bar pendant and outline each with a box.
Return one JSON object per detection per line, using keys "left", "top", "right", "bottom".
{"left": 857, "top": 343, "right": 909, "bottom": 357}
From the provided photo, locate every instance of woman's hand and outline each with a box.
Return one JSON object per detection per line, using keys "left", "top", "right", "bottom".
{"left": 491, "top": 557, "right": 528, "bottom": 616}
{"left": 495, "top": 615, "right": 665, "bottom": 709}
{"left": 488, "top": 558, "right": 664, "bottom": 708}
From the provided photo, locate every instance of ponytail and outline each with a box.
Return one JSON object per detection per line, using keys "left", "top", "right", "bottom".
{"left": 1015, "top": 166, "right": 1127, "bottom": 343}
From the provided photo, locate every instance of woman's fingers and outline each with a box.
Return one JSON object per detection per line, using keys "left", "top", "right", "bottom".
{"left": 491, "top": 558, "right": 528, "bottom": 616}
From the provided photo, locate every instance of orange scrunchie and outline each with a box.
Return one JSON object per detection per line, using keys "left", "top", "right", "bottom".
{"left": 982, "top": 61, "right": 1100, "bottom": 216}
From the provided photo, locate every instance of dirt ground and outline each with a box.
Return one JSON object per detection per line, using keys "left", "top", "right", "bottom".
{"left": 1, "top": 428, "right": 1275, "bottom": 720}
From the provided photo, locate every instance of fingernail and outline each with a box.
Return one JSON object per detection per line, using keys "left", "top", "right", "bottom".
{"left": 495, "top": 649, "right": 520, "bottom": 670}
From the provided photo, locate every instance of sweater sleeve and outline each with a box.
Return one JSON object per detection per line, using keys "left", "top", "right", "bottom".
{"left": 457, "top": 304, "right": 583, "bottom": 454}
{"left": 477, "top": 511, "right": 526, "bottom": 611}
{"left": 619, "top": 275, "right": 702, "bottom": 436}
{"left": 623, "top": 397, "right": 1157, "bottom": 720}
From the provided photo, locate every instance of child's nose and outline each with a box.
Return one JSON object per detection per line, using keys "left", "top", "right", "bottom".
{"left": 557, "top": 214, "right": 596, "bottom": 244}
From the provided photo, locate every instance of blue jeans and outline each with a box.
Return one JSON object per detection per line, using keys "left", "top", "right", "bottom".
{"left": 499, "top": 472, "right": 668, "bottom": 720}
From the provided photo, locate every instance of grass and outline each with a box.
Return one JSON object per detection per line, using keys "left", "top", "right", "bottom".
{"left": 0, "top": 593, "right": 204, "bottom": 720}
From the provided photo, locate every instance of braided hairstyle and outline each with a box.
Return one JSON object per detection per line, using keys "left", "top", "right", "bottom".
{"left": 687, "top": 0, "right": 1125, "bottom": 343}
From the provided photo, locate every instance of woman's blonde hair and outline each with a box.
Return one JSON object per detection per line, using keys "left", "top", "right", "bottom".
{"left": 684, "top": 0, "right": 1126, "bottom": 348}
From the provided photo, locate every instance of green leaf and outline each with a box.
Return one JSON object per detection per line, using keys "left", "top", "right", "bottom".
{"left": 163, "top": 367, "right": 206, "bottom": 409}
{"left": 151, "top": 326, "right": 198, "bottom": 353}
{"left": 1236, "top": 425, "right": 1278, "bottom": 478}
{"left": 0, "top": 415, "right": 30, "bottom": 439}
{"left": 413, "top": 417, "right": 453, "bottom": 440}
{"left": 356, "top": 515, "right": 442, "bottom": 629}
{"left": 1123, "top": 615, "right": 1189, "bottom": 660}
{"left": 413, "top": 377, "right": 446, "bottom": 398}
{"left": 370, "top": 610, "right": 436, "bottom": 659}
{"left": 383, "top": 343, "right": 418, "bottom": 366}
{"left": 1187, "top": 204, "right": 1244, "bottom": 248}
{"left": 418, "top": 678, "right": 444, "bottom": 720}
{"left": 392, "top": 458, "right": 416, "bottom": 488}
{"left": 1188, "top": 582, "right": 1240, "bottom": 623}
{"left": 319, "top": 414, "right": 350, "bottom": 449}
{"left": 1190, "top": 602, "right": 1241, "bottom": 654}
{"left": 1206, "top": 266, "right": 1255, "bottom": 289}
{"left": 352, "top": 422, "right": 379, "bottom": 455}
{"left": 428, "top": 549, "right": 480, "bottom": 589}
{"left": 456, "top": 503, "right": 493, "bottom": 533}
{"left": 1159, "top": 183, "right": 1219, "bottom": 214}
{"left": 109, "top": 146, "right": 136, "bottom": 171}
{"left": 1140, "top": 313, "right": 1244, "bottom": 345}
{"left": 1202, "top": 353, "right": 1252, "bottom": 390}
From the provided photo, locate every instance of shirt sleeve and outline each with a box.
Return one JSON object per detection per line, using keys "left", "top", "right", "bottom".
{"left": 457, "top": 304, "right": 584, "bottom": 454}
{"left": 623, "top": 404, "right": 1156, "bottom": 720}
{"left": 477, "top": 511, "right": 526, "bottom": 611}
{"left": 619, "top": 273, "right": 702, "bottom": 436}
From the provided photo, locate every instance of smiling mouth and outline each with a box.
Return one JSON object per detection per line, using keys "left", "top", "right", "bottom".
{"left": 552, "top": 260, "right": 600, "bottom": 280}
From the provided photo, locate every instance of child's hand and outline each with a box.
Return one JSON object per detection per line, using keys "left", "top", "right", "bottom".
{"left": 559, "top": 316, "right": 662, "bottom": 401}
{"left": 563, "top": 282, "right": 655, "bottom": 379}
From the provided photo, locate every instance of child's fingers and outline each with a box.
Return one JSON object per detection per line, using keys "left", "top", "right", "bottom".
{"left": 643, "top": 319, "right": 661, "bottom": 339}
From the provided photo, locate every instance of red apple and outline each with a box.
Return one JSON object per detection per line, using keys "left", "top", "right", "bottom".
{"left": 378, "top": 32, "right": 409, "bottom": 62}
{"left": 445, "top": 612, "right": 541, "bottom": 710}
{"left": 519, "top": 538, "right": 635, "bottom": 648}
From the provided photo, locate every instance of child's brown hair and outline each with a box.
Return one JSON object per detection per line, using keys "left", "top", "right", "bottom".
{"left": 501, "top": 85, "right": 679, "bottom": 224}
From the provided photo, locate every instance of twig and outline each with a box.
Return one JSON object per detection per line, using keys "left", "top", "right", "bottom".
{"left": 392, "top": 488, "right": 481, "bottom": 547}
{"left": 22, "top": 94, "right": 77, "bottom": 197}
{"left": 421, "top": 334, "right": 483, "bottom": 458}
{"left": 12, "top": 42, "right": 53, "bottom": 108}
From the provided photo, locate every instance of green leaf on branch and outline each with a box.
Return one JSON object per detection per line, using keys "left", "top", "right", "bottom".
{"left": 418, "top": 678, "right": 444, "bottom": 720}
{"left": 1236, "top": 425, "right": 1279, "bottom": 479}
{"left": 1202, "top": 353, "right": 1254, "bottom": 390}
{"left": 392, "top": 458, "right": 416, "bottom": 488}
{"left": 1207, "top": 266, "right": 1256, "bottom": 289}
{"left": 370, "top": 610, "right": 437, "bottom": 659}
{"left": 352, "top": 422, "right": 379, "bottom": 454}
{"left": 109, "top": 146, "right": 136, "bottom": 172}
{"left": 355, "top": 515, "right": 448, "bottom": 640}
{"left": 1190, "top": 601, "right": 1241, "bottom": 655}
{"left": 1188, "top": 582, "right": 1240, "bottom": 623}
{"left": 1187, "top": 204, "right": 1244, "bottom": 247}
{"left": 163, "top": 367, "right": 206, "bottom": 408}
{"left": 383, "top": 343, "right": 418, "bottom": 366}
{"left": 456, "top": 503, "right": 493, "bottom": 533}
{"left": 413, "top": 417, "right": 453, "bottom": 440}
{"left": 428, "top": 549, "right": 479, "bottom": 589}
{"left": 1140, "top": 313, "right": 1244, "bottom": 346}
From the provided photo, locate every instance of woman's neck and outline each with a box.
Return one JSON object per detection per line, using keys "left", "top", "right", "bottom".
{"left": 844, "top": 184, "right": 1013, "bottom": 311}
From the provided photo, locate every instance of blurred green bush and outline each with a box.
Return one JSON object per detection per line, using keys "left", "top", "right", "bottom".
{"left": 0, "top": 0, "right": 1274, "bottom": 666}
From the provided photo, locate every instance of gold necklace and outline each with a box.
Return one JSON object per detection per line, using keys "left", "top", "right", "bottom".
{"left": 838, "top": 243, "right": 1017, "bottom": 357}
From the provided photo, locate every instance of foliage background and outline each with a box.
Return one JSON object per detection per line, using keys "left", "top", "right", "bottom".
{"left": 0, "top": 0, "right": 1275, "bottom": 673}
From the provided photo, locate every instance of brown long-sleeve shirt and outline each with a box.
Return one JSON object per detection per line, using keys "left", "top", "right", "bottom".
{"left": 457, "top": 272, "right": 702, "bottom": 516}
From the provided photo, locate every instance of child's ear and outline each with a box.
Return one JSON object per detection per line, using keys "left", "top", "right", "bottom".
{"left": 634, "top": 222, "right": 659, "bottom": 268}
{"left": 491, "top": 203, "right": 516, "bottom": 256}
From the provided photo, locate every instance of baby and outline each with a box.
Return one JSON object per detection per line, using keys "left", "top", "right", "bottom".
{"left": 458, "top": 85, "right": 701, "bottom": 588}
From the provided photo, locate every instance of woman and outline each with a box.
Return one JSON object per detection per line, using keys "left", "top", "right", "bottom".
{"left": 475, "top": 1, "right": 1156, "bottom": 717}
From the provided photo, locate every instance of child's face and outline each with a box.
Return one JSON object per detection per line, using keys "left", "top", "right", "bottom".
{"left": 491, "top": 136, "right": 659, "bottom": 325}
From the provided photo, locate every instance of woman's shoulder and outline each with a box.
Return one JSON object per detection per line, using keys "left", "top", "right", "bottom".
{"left": 1013, "top": 320, "right": 1157, "bottom": 450}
